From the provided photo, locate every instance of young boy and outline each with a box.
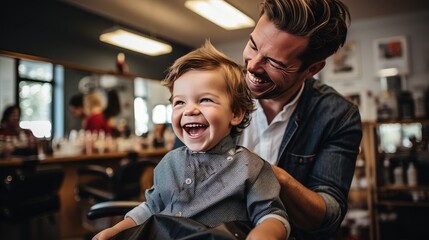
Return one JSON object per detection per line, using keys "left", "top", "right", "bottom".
{"left": 93, "top": 41, "right": 289, "bottom": 240}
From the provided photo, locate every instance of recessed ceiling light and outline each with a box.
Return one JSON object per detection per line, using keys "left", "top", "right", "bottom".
{"left": 100, "top": 27, "right": 172, "bottom": 56}
{"left": 185, "top": 0, "right": 255, "bottom": 30}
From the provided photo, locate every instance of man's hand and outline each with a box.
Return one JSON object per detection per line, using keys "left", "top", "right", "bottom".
{"left": 246, "top": 218, "right": 287, "bottom": 240}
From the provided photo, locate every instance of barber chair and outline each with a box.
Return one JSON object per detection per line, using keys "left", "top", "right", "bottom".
{"left": 75, "top": 151, "right": 158, "bottom": 235}
{"left": 0, "top": 166, "right": 65, "bottom": 240}
{"left": 86, "top": 201, "right": 252, "bottom": 240}
{"left": 87, "top": 201, "right": 140, "bottom": 220}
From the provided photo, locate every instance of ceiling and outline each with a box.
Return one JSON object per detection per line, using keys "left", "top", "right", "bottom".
{"left": 61, "top": 0, "right": 429, "bottom": 48}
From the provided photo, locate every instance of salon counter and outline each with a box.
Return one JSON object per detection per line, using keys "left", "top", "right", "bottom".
{"left": 0, "top": 148, "right": 168, "bottom": 239}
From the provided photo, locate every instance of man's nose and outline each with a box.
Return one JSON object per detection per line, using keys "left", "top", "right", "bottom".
{"left": 246, "top": 54, "right": 265, "bottom": 73}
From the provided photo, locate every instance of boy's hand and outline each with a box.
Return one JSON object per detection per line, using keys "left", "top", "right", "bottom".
{"left": 92, "top": 217, "right": 136, "bottom": 240}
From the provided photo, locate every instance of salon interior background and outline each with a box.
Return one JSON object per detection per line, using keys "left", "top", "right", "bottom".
{"left": 1, "top": 1, "right": 429, "bottom": 135}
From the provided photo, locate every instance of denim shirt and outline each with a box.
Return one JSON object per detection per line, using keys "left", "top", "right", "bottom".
{"left": 275, "top": 78, "right": 362, "bottom": 239}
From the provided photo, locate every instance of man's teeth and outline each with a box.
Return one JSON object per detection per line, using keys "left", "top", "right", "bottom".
{"left": 249, "top": 74, "right": 267, "bottom": 83}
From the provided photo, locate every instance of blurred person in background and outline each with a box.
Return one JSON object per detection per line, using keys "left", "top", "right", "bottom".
{"left": 68, "top": 93, "right": 86, "bottom": 129}
{"left": 0, "top": 105, "right": 37, "bottom": 156}
{"left": 83, "top": 91, "right": 111, "bottom": 134}
{"left": 103, "top": 89, "right": 122, "bottom": 137}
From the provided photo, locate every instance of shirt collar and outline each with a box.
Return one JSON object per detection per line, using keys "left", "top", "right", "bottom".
{"left": 188, "top": 135, "right": 235, "bottom": 155}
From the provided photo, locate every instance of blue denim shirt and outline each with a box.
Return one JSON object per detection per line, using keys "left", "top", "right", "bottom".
{"left": 275, "top": 78, "right": 362, "bottom": 239}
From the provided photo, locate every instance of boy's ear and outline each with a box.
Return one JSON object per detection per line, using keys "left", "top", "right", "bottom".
{"left": 230, "top": 111, "right": 245, "bottom": 126}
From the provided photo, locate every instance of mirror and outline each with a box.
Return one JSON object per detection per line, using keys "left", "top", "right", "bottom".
{"left": 0, "top": 52, "right": 171, "bottom": 140}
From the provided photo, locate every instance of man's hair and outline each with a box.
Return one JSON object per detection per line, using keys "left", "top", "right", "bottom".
{"left": 69, "top": 94, "right": 84, "bottom": 107}
{"left": 162, "top": 40, "right": 254, "bottom": 137}
{"left": 260, "top": 0, "right": 350, "bottom": 71}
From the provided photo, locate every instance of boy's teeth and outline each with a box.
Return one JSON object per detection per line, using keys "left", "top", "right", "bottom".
{"left": 185, "top": 124, "right": 205, "bottom": 127}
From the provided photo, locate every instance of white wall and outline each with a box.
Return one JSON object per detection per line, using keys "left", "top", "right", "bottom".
{"left": 215, "top": 10, "right": 429, "bottom": 121}
{"left": 0, "top": 56, "right": 16, "bottom": 114}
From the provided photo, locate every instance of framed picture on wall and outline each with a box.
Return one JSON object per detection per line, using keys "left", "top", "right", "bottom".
{"left": 373, "top": 35, "right": 410, "bottom": 76}
{"left": 322, "top": 40, "right": 360, "bottom": 81}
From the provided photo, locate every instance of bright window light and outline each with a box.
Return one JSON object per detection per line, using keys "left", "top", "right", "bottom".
{"left": 152, "top": 105, "right": 167, "bottom": 124}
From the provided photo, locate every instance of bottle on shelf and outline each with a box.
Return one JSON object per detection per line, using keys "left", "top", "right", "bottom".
{"left": 397, "top": 91, "right": 415, "bottom": 120}
{"left": 406, "top": 161, "right": 418, "bottom": 187}
{"left": 393, "top": 161, "right": 404, "bottom": 186}
{"left": 382, "top": 157, "right": 391, "bottom": 186}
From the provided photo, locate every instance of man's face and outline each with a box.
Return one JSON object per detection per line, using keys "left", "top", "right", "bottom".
{"left": 69, "top": 106, "right": 85, "bottom": 119}
{"left": 243, "top": 14, "right": 311, "bottom": 101}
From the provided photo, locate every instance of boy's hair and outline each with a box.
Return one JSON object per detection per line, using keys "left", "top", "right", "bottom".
{"left": 162, "top": 40, "right": 254, "bottom": 137}
{"left": 260, "top": 0, "right": 350, "bottom": 71}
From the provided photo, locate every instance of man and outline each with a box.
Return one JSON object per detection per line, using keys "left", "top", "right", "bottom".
{"left": 68, "top": 93, "right": 86, "bottom": 129}
{"left": 237, "top": 0, "right": 362, "bottom": 239}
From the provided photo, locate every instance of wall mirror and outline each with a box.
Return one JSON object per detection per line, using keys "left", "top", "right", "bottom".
{"left": 0, "top": 51, "right": 171, "bottom": 140}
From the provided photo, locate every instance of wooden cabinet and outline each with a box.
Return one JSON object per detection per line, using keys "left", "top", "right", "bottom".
{"left": 351, "top": 120, "right": 429, "bottom": 240}
{"left": 340, "top": 126, "right": 373, "bottom": 240}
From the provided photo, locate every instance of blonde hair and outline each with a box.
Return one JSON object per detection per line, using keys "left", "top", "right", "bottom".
{"left": 84, "top": 91, "right": 104, "bottom": 115}
{"left": 162, "top": 40, "right": 254, "bottom": 137}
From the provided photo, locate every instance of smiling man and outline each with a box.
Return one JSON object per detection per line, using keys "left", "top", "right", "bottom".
{"left": 237, "top": 0, "right": 363, "bottom": 239}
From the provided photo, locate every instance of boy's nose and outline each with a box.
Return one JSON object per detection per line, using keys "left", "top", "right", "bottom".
{"left": 183, "top": 106, "right": 200, "bottom": 116}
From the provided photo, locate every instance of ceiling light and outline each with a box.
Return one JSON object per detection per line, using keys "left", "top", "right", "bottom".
{"left": 378, "top": 68, "right": 399, "bottom": 77}
{"left": 100, "top": 27, "right": 172, "bottom": 56}
{"left": 185, "top": 0, "right": 255, "bottom": 30}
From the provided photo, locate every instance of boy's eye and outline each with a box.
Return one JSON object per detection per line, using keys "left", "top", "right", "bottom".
{"left": 173, "top": 100, "right": 184, "bottom": 106}
{"left": 201, "top": 98, "right": 213, "bottom": 103}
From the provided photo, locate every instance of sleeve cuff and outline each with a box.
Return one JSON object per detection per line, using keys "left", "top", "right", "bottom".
{"left": 257, "top": 214, "right": 291, "bottom": 239}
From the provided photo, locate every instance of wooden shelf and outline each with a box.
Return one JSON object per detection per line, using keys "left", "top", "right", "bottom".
{"left": 377, "top": 200, "right": 429, "bottom": 208}
{"left": 379, "top": 185, "right": 429, "bottom": 192}
{"left": 363, "top": 120, "right": 429, "bottom": 240}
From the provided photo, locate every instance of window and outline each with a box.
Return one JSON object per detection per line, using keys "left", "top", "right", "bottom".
{"left": 18, "top": 59, "right": 54, "bottom": 138}
{"left": 134, "top": 78, "right": 150, "bottom": 136}
{"left": 152, "top": 104, "right": 172, "bottom": 124}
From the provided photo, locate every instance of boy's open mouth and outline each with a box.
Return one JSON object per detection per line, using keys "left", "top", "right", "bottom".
{"left": 183, "top": 123, "right": 208, "bottom": 137}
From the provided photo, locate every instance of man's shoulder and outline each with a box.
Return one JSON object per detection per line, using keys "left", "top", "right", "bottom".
{"left": 304, "top": 78, "right": 356, "bottom": 109}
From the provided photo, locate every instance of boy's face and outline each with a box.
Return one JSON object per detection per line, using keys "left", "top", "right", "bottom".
{"left": 171, "top": 69, "right": 243, "bottom": 152}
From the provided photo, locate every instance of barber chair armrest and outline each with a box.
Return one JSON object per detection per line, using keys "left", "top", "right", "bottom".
{"left": 77, "top": 165, "right": 115, "bottom": 179}
{"left": 87, "top": 201, "right": 141, "bottom": 220}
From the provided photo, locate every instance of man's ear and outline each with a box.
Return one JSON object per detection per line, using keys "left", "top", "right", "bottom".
{"left": 305, "top": 60, "right": 325, "bottom": 79}
{"left": 230, "top": 111, "right": 245, "bottom": 126}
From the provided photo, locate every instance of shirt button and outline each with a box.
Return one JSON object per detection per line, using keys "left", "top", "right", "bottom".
{"left": 227, "top": 156, "right": 233, "bottom": 161}
{"left": 185, "top": 178, "right": 192, "bottom": 184}
{"left": 298, "top": 158, "right": 304, "bottom": 164}
{"left": 175, "top": 211, "right": 182, "bottom": 217}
